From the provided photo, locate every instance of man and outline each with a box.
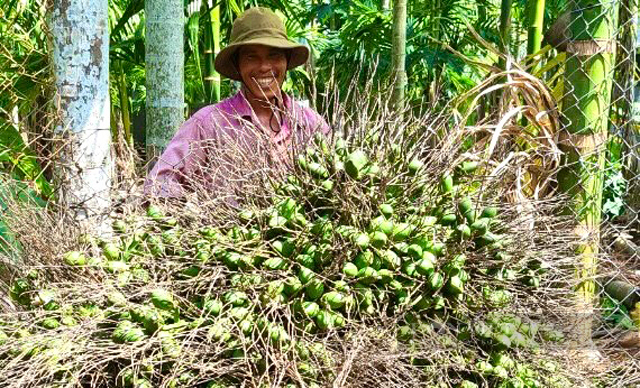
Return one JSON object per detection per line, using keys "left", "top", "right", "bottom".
{"left": 144, "top": 7, "right": 329, "bottom": 197}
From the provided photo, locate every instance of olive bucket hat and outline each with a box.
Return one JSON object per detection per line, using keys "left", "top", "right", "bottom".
{"left": 214, "top": 7, "right": 310, "bottom": 81}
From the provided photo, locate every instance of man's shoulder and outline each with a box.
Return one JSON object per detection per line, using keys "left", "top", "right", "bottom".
{"left": 190, "top": 98, "right": 230, "bottom": 120}
{"left": 191, "top": 93, "right": 250, "bottom": 122}
{"left": 173, "top": 101, "right": 227, "bottom": 141}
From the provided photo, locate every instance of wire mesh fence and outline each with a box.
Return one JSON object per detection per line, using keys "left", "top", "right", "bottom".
{"left": 534, "top": 0, "right": 640, "bottom": 384}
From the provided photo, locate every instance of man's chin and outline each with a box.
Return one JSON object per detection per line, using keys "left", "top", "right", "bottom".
{"left": 251, "top": 88, "right": 280, "bottom": 102}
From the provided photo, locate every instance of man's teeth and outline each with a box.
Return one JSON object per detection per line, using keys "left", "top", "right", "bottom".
{"left": 256, "top": 78, "right": 274, "bottom": 88}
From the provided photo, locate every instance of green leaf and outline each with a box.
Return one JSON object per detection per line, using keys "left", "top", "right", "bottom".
{"left": 0, "top": 123, "right": 52, "bottom": 198}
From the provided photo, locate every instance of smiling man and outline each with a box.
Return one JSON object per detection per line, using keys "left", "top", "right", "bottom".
{"left": 145, "top": 7, "right": 329, "bottom": 197}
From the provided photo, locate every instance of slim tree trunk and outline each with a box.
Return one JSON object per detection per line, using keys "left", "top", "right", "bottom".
{"left": 145, "top": 0, "right": 185, "bottom": 164}
{"left": 51, "top": 0, "right": 112, "bottom": 230}
{"left": 391, "top": 0, "right": 407, "bottom": 111}
{"left": 526, "top": 0, "right": 546, "bottom": 60}
{"left": 427, "top": 0, "right": 443, "bottom": 104}
{"left": 499, "top": 0, "right": 513, "bottom": 55}
{"left": 203, "top": 2, "right": 221, "bottom": 104}
{"left": 558, "top": 0, "right": 619, "bottom": 343}
{"left": 497, "top": 0, "right": 512, "bottom": 110}
{"left": 117, "top": 62, "right": 132, "bottom": 146}
{"left": 330, "top": 0, "right": 337, "bottom": 30}
{"left": 187, "top": 4, "right": 206, "bottom": 104}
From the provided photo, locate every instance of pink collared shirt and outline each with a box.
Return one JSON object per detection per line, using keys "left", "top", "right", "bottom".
{"left": 144, "top": 91, "right": 330, "bottom": 197}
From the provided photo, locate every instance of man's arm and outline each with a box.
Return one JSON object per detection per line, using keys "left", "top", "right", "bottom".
{"left": 144, "top": 116, "right": 206, "bottom": 197}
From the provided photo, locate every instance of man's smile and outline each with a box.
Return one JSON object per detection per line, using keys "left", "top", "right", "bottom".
{"left": 254, "top": 76, "right": 277, "bottom": 89}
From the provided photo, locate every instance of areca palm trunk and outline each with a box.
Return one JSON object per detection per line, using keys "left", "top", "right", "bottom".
{"left": 391, "top": 0, "right": 407, "bottom": 111}
{"left": 526, "top": 0, "right": 546, "bottom": 61}
{"left": 499, "top": 0, "right": 513, "bottom": 54}
{"left": 523, "top": 0, "right": 546, "bottom": 130}
{"left": 203, "top": 2, "right": 221, "bottom": 103}
{"left": 51, "top": 0, "right": 112, "bottom": 229}
{"left": 145, "top": 0, "right": 184, "bottom": 164}
{"left": 558, "top": 0, "right": 619, "bottom": 343}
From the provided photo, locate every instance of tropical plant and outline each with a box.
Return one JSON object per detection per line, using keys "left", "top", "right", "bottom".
{"left": 145, "top": 0, "right": 185, "bottom": 160}
{"left": 0, "top": 0, "right": 53, "bottom": 198}
{"left": 557, "top": 0, "right": 620, "bottom": 342}
{"left": 51, "top": 0, "right": 113, "bottom": 224}
{"left": 391, "top": 0, "right": 407, "bottom": 109}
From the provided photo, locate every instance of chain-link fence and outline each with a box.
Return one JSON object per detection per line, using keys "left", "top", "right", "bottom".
{"left": 535, "top": 0, "right": 640, "bottom": 384}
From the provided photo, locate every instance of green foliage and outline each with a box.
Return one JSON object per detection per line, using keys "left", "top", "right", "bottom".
{"left": 2, "top": 0, "right": 573, "bottom": 152}
{"left": 0, "top": 0, "right": 53, "bottom": 198}
{"left": 602, "top": 138, "right": 627, "bottom": 220}
{"left": 602, "top": 160, "right": 626, "bottom": 220}
{"left": 0, "top": 0, "right": 52, "bottom": 259}
{"left": 600, "top": 294, "right": 635, "bottom": 330}
{"left": 0, "top": 124, "right": 52, "bottom": 199}
{"left": 0, "top": 177, "right": 45, "bottom": 257}
{"left": 311, "top": 0, "right": 489, "bottom": 108}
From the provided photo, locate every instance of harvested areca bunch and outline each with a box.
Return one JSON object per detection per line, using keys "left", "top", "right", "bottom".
{"left": 0, "top": 78, "right": 582, "bottom": 387}
{"left": 0, "top": 129, "right": 579, "bottom": 388}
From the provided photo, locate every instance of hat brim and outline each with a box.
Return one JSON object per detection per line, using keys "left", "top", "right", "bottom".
{"left": 214, "top": 37, "right": 309, "bottom": 81}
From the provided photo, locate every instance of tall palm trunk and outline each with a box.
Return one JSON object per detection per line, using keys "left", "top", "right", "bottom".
{"left": 526, "top": 0, "right": 546, "bottom": 62}
{"left": 203, "top": 2, "right": 221, "bottom": 104}
{"left": 145, "top": 0, "right": 185, "bottom": 164}
{"left": 51, "top": 0, "right": 112, "bottom": 230}
{"left": 499, "top": 0, "right": 513, "bottom": 58}
{"left": 558, "top": 0, "right": 619, "bottom": 342}
{"left": 523, "top": 0, "right": 546, "bottom": 131}
{"left": 391, "top": 0, "right": 407, "bottom": 111}
{"left": 427, "top": 0, "right": 443, "bottom": 104}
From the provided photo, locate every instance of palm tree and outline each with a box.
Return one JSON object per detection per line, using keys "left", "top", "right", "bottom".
{"left": 499, "top": 0, "right": 513, "bottom": 60}
{"left": 51, "top": 0, "right": 113, "bottom": 228}
{"left": 202, "top": 2, "right": 222, "bottom": 104}
{"left": 145, "top": 0, "right": 185, "bottom": 163}
{"left": 557, "top": 0, "right": 620, "bottom": 342}
{"left": 391, "top": 0, "right": 408, "bottom": 110}
{"left": 526, "top": 0, "right": 545, "bottom": 63}
{"left": 109, "top": 0, "right": 146, "bottom": 147}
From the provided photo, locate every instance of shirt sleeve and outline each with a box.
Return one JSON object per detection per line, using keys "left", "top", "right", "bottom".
{"left": 306, "top": 108, "right": 331, "bottom": 136}
{"left": 143, "top": 115, "right": 207, "bottom": 197}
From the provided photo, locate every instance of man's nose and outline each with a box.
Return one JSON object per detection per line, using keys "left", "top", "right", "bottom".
{"left": 258, "top": 58, "right": 273, "bottom": 73}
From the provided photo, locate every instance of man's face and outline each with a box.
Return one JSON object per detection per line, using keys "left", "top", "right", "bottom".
{"left": 237, "top": 44, "right": 288, "bottom": 101}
